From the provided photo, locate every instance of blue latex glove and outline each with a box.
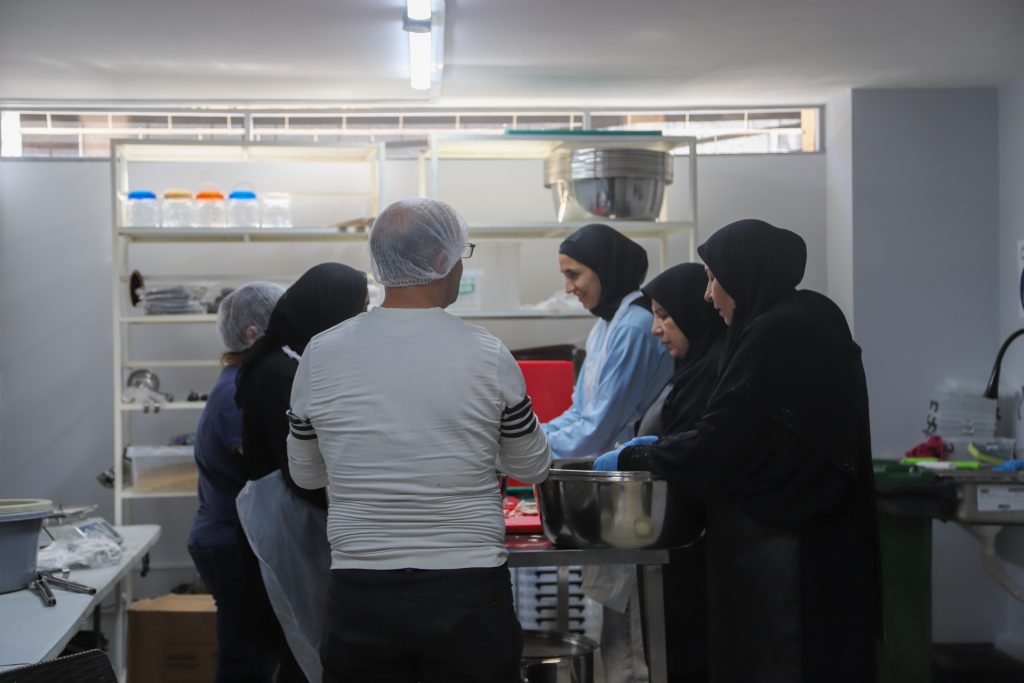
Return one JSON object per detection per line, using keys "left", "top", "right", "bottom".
{"left": 623, "top": 435, "right": 659, "bottom": 447}
{"left": 592, "top": 448, "right": 622, "bottom": 471}
{"left": 993, "top": 459, "right": 1024, "bottom": 472}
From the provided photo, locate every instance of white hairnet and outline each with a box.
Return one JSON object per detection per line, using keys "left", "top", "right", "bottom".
{"left": 369, "top": 198, "right": 470, "bottom": 287}
{"left": 217, "top": 281, "right": 285, "bottom": 352}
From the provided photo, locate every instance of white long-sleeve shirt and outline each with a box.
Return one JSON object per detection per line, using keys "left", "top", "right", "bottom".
{"left": 287, "top": 306, "right": 551, "bottom": 570}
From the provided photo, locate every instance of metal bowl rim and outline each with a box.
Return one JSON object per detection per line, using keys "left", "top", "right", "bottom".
{"left": 546, "top": 467, "right": 660, "bottom": 483}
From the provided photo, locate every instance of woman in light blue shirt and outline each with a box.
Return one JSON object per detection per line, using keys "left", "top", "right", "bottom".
{"left": 542, "top": 223, "right": 673, "bottom": 459}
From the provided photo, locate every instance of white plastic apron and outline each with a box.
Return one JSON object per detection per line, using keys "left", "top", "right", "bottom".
{"left": 580, "top": 291, "right": 646, "bottom": 676}
{"left": 237, "top": 471, "right": 330, "bottom": 683}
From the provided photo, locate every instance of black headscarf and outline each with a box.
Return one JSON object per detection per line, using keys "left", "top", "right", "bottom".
{"left": 559, "top": 223, "right": 649, "bottom": 321}
{"left": 641, "top": 263, "right": 727, "bottom": 434}
{"left": 236, "top": 262, "right": 367, "bottom": 405}
{"left": 697, "top": 219, "right": 869, "bottom": 481}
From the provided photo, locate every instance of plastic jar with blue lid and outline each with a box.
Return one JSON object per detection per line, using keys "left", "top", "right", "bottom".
{"left": 228, "top": 188, "right": 260, "bottom": 228}
{"left": 126, "top": 190, "right": 160, "bottom": 227}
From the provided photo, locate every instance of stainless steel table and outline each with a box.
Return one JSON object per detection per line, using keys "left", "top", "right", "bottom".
{"left": 507, "top": 534, "right": 670, "bottom": 683}
{"left": 0, "top": 525, "right": 161, "bottom": 677}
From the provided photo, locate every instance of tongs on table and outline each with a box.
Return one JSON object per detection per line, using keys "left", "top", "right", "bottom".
{"left": 31, "top": 569, "right": 97, "bottom": 607}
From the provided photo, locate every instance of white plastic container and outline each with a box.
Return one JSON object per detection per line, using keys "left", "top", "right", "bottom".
{"left": 476, "top": 241, "right": 522, "bottom": 310}
{"left": 227, "top": 187, "right": 260, "bottom": 228}
{"left": 128, "top": 445, "right": 197, "bottom": 493}
{"left": 449, "top": 268, "right": 484, "bottom": 311}
{"left": 126, "top": 190, "right": 160, "bottom": 227}
{"left": 0, "top": 499, "right": 54, "bottom": 593}
{"left": 261, "top": 192, "right": 293, "bottom": 228}
{"left": 193, "top": 184, "right": 227, "bottom": 228}
{"left": 161, "top": 189, "right": 193, "bottom": 228}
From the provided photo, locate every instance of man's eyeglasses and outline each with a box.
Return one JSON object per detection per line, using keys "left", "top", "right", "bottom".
{"left": 461, "top": 243, "right": 476, "bottom": 259}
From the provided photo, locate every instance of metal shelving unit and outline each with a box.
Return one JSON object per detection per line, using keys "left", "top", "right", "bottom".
{"left": 111, "top": 140, "right": 386, "bottom": 525}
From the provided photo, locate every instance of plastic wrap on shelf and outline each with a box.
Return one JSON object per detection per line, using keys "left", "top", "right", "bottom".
{"left": 139, "top": 284, "right": 208, "bottom": 315}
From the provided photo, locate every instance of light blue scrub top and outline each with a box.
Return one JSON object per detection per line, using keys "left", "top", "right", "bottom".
{"left": 542, "top": 297, "right": 673, "bottom": 459}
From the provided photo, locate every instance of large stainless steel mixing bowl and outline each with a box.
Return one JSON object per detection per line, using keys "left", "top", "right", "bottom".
{"left": 569, "top": 176, "right": 665, "bottom": 221}
{"left": 543, "top": 147, "right": 674, "bottom": 222}
{"left": 537, "top": 462, "right": 702, "bottom": 550}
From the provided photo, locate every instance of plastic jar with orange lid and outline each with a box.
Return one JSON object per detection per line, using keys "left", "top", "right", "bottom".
{"left": 193, "top": 184, "right": 227, "bottom": 228}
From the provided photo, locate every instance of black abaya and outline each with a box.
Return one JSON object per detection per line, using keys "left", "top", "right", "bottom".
{"left": 620, "top": 219, "right": 881, "bottom": 683}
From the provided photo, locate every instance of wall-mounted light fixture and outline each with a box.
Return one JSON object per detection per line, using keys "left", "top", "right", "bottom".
{"left": 403, "top": 0, "right": 442, "bottom": 92}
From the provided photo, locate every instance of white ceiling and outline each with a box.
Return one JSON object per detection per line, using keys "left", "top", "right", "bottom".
{"left": 1, "top": 0, "right": 1023, "bottom": 108}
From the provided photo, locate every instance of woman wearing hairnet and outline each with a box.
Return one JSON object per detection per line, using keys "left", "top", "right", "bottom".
{"left": 235, "top": 263, "right": 368, "bottom": 683}
{"left": 597, "top": 219, "right": 882, "bottom": 683}
{"left": 542, "top": 224, "right": 673, "bottom": 459}
{"left": 186, "top": 281, "right": 285, "bottom": 683}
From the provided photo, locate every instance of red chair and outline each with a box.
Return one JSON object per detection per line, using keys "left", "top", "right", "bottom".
{"left": 508, "top": 360, "right": 573, "bottom": 492}
{"left": 517, "top": 360, "right": 574, "bottom": 423}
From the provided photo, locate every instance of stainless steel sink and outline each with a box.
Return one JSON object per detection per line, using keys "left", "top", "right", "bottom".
{"left": 934, "top": 471, "right": 1024, "bottom": 525}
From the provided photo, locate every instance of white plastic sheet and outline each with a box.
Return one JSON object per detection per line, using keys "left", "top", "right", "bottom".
{"left": 237, "top": 472, "right": 331, "bottom": 683}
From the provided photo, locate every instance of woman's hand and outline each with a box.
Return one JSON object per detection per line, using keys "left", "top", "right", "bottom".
{"left": 622, "top": 435, "right": 658, "bottom": 447}
{"left": 592, "top": 448, "right": 622, "bottom": 471}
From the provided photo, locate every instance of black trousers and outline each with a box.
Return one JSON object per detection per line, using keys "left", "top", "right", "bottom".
{"left": 321, "top": 564, "right": 523, "bottom": 683}
{"left": 188, "top": 540, "right": 307, "bottom": 683}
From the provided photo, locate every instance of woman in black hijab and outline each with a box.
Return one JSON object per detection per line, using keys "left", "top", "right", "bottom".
{"left": 604, "top": 219, "right": 881, "bottom": 683}
{"left": 543, "top": 224, "right": 675, "bottom": 461}
{"left": 594, "top": 263, "right": 726, "bottom": 683}
{"left": 233, "top": 262, "right": 368, "bottom": 683}
{"left": 637, "top": 262, "right": 727, "bottom": 437}
{"left": 237, "top": 262, "right": 368, "bottom": 507}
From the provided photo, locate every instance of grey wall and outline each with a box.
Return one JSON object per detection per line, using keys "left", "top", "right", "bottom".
{"left": 852, "top": 89, "right": 1000, "bottom": 459}
{"left": 848, "top": 88, "right": 1008, "bottom": 643}
{"left": 996, "top": 77, "right": 1024, "bottom": 657}
{"left": 0, "top": 160, "right": 114, "bottom": 512}
{"left": 825, "top": 90, "right": 855, "bottom": 325}
{"left": 696, "top": 154, "right": 828, "bottom": 293}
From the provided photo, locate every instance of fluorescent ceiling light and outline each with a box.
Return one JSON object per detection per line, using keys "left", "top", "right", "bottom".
{"left": 409, "top": 31, "right": 432, "bottom": 90}
{"left": 403, "top": 0, "right": 443, "bottom": 94}
{"left": 407, "top": 0, "right": 431, "bottom": 21}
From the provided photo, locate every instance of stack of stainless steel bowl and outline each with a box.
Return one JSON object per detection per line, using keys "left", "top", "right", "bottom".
{"left": 520, "top": 629, "right": 598, "bottom": 683}
{"left": 543, "top": 147, "right": 673, "bottom": 222}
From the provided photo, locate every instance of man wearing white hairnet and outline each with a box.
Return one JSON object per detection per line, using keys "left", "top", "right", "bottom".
{"left": 286, "top": 198, "right": 551, "bottom": 683}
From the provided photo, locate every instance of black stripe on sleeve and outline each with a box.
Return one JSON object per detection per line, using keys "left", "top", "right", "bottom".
{"left": 502, "top": 413, "right": 535, "bottom": 433}
{"left": 502, "top": 396, "right": 534, "bottom": 423}
{"left": 500, "top": 414, "right": 538, "bottom": 438}
{"left": 502, "top": 396, "right": 532, "bottom": 417}
{"left": 286, "top": 409, "right": 312, "bottom": 427}
{"left": 289, "top": 429, "right": 318, "bottom": 441}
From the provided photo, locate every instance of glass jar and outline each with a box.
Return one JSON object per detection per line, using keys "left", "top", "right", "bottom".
{"left": 261, "top": 192, "right": 293, "bottom": 228}
{"left": 161, "top": 189, "right": 193, "bottom": 228}
{"left": 126, "top": 190, "right": 160, "bottom": 227}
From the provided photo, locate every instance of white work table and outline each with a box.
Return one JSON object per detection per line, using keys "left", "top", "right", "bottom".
{"left": 0, "top": 525, "right": 161, "bottom": 674}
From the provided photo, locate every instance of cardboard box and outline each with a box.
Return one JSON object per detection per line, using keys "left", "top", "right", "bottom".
{"left": 128, "top": 593, "right": 217, "bottom": 683}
